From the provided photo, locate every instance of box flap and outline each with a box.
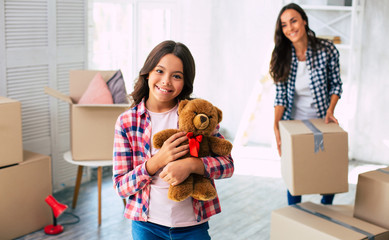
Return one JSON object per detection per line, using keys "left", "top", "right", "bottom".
{"left": 361, "top": 166, "right": 389, "bottom": 182}
{"left": 44, "top": 86, "right": 73, "bottom": 104}
{"left": 69, "top": 70, "right": 116, "bottom": 103}
{"left": 279, "top": 119, "right": 346, "bottom": 135}
{"left": 298, "top": 202, "right": 388, "bottom": 237}
{"left": 309, "top": 118, "right": 346, "bottom": 134}
{"left": 74, "top": 104, "right": 130, "bottom": 108}
{"left": 0, "top": 96, "right": 19, "bottom": 104}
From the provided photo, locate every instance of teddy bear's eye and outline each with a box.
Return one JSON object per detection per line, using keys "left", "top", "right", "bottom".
{"left": 208, "top": 116, "right": 213, "bottom": 119}
{"left": 194, "top": 111, "right": 198, "bottom": 115}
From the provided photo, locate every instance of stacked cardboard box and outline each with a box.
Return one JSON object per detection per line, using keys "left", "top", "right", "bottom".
{"left": 0, "top": 97, "right": 52, "bottom": 239}
{"left": 271, "top": 202, "right": 389, "bottom": 239}
{"left": 0, "top": 97, "right": 23, "bottom": 167}
{"left": 279, "top": 119, "right": 349, "bottom": 195}
{"left": 354, "top": 167, "right": 389, "bottom": 230}
{"left": 45, "top": 70, "right": 129, "bottom": 160}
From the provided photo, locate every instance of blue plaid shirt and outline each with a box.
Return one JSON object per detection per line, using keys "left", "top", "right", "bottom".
{"left": 274, "top": 39, "right": 343, "bottom": 120}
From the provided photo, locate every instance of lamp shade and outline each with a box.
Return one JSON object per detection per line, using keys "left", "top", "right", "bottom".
{"left": 45, "top": 195, "right": 68, "bottom": 218}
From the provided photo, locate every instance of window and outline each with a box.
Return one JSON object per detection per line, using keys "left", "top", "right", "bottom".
{"left": 88, "top": 0, "right": 178, "bottom": 93}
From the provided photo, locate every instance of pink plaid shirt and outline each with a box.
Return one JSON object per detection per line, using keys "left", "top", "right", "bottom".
{"left": 113, "top": 99, "right": 234, "bottom": 222}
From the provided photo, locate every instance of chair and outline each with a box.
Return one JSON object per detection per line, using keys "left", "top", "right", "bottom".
{"left": 63, "top": 151, "right": 126, "bottom": 225}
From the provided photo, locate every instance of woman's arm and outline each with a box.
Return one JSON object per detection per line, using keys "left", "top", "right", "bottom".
{"left": 326, "top": 42, "right": 342, "bottom": 124}
{"left": 273, "top": 79, "right": 287, "bottom": 156}
{"left": 274, "top": 105, "right": 285, "bottom": 156}
{"left": 325, "top": 94, "right": 340, "bottom": 124}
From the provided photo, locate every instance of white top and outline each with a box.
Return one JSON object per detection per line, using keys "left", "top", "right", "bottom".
{"left": 147, "top": 104, "right": 204, "bottom": 227}
{"left": 291, "top": 61, "right": 318, "bottom": 120}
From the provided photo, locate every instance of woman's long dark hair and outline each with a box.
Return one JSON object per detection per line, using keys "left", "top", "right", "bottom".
{"left": 269, "top": 3, "right": 321, "bottom": 83}
{"left": 129, "top": 40, "right": 196, "bottom": 107}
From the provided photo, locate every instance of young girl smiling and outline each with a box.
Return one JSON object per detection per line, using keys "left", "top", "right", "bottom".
{"left": 113, "top": 40, "right": 234, "bottom": 240}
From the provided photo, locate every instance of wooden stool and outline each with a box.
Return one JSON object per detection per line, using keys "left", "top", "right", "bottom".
{"left": 63, "top": 151, "right": 126, "bottom": 225}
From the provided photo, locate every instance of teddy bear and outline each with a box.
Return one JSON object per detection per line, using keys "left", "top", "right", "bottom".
{"left": 153, "top": 98, "right": 233, "bottom": 202}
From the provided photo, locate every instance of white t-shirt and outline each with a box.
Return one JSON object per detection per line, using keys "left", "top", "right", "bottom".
{"left": 291, "top": 61, "right": 318, "bottom": 120}
{"left": 147, "top": 104, "right": 207, "bottom": 227}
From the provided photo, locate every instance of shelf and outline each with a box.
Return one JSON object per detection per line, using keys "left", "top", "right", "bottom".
{"left": 300, "top": 5, "right": 352, "bottom": 11}
{"left": 335, "top": 44, "right": 351, "bottom": 50}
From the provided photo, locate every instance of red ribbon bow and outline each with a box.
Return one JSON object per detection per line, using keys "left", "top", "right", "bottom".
{"left": 187, "top": 132, "right": 203, "bottom": 157}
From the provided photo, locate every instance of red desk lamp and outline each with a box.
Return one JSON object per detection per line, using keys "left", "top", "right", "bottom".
{"left": 44, "top": 195, "right": 68, "bottom": 235}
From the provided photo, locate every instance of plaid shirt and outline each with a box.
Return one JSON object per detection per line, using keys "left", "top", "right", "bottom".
{"left": 274, "top": 39, "right": 343, "bottom": 120}
{"left": 113, "top": 98, "right": 234, "bottom": 222}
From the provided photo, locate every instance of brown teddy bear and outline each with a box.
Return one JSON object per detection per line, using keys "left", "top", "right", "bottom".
{"left": 153, "top": 98, "right": 233, "bottom": 202}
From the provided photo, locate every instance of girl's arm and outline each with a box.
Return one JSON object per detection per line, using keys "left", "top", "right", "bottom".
{"left": 159, "top": 125, "right": 233, "bottom": 185}
{"left": 112, "top": 117, "right": 152, "bottom": 198}
{"left": 199, "top": 125, "right": 233, "bottom": 180}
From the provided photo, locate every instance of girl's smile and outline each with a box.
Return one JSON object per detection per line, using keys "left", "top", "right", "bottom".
{"left": 146, "top": 53, "right": 184, "bottom": 112}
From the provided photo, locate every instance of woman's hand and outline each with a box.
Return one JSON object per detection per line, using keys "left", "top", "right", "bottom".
{"left": 159, "top": 157, "right": 204, "bottom": 185}
{"left": 146, "top": 132, "right": 189, "bottom": 175}
{"left": 274, "top": 125, "right": 282, "bottom": 156}
{"left": 325, "top": 110, "right": 339, "bottom": 124}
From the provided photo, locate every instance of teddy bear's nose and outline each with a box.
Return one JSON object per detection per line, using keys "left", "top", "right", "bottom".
{"left": 200, "top": 115, "right": 207, "bottom": 123}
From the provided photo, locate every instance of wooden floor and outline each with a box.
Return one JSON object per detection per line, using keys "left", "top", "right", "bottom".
{"left": 15, "top": 156, "right": 382, "bottom": 240}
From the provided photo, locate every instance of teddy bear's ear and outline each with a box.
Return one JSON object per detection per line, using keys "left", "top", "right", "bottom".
{"left": 178, "top": 99, "right": 190, "bottom": 114}
{"left": 215, "top": 106, "right": 223, "bottom": 123}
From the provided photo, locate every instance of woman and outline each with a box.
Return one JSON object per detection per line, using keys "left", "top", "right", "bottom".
{"left": 270, "top": 3, "right": 343, "bottom": 205}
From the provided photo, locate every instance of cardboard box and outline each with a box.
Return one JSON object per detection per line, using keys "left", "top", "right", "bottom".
{"left": 0, "top": 151, "right": 52, "bottom": 239}
{"left": 354, "top": 167, "right": 389, "bottom": 229}
{"left": 279, "top": 119, "right": 348, "bottom": 195}
{"left": 271, "top": 202, "right": 389, "bottom": 240}
{"left": 45, "top": 70, "right": 129, "bottom": 160}
{"left": 0, "top": 97, "right": 23, "bottom": 167}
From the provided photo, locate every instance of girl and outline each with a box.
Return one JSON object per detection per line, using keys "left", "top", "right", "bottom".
{"left": 270, "top": 4, "right": 343, "bottom": 205}
{"left": 113, "top": 40, "right": 234, "bottom": 240}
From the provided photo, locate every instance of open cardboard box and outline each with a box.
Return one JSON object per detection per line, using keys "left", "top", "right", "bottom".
{"left": 279, "top": 119, "right": 349, "bottom": 195}
{"left": 354, "top": 166, "right": 389, "bottom": 229}
{"left": 0, "top": 97, "right": 23, "bottom": 167}
{"left": 271, "top": 202, "right": 389, "bottom": 240}
{"left": 45, "top": 70, "right": 129, "bottom": 160}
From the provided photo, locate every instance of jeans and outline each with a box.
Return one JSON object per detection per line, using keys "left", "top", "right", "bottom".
{"left": 132, "top": 221, "right": 211, "bottom": 240}
{"left": 287, "top": 190, "right": 334, "bottom": 205}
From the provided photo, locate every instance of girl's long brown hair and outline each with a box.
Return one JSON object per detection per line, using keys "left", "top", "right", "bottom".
{"left": 129, "top": 40, "right": 196, "bottom": 107}
{"left": 269, "top": 3, "right": 321, "bottom": 83}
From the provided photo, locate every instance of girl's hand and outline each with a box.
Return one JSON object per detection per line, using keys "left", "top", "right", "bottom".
{"left": 160, "top": 157, "right": 204, "bottom": 185}
{"left": 157, "top": 131, "right": 189, "bottom": 165}
{"left": 159, "top": 160, "right": 191, "bottom": 185}
{"left": 274, "top": 125, "right": 282, "bottom": 156}
{"left": 325, "top": 110, "right": 339, "bottom": 124}
{"left": 146, "top": 132, "right": 189, "bottom": 175}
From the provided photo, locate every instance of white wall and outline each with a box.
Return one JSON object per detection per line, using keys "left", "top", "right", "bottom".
{"left": 351, "top": 0, "right": 389, "bottom": 164}
{"left": 179, "top": 0, "right": 389, "bottom": 164}
{"left": 179, "top": 0, "right": 281, "bottom": 140}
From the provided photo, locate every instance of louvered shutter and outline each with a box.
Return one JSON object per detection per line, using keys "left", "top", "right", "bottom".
{"left": 0, "top": 0, "right": 88, "bottom": 192}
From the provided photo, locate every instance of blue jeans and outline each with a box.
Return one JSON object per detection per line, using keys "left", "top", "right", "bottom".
{"left": 287, "top": 190, "right": 334, "bottom": 205}
{"left": 132, "top": 221, "right": 211, "bottom": 240}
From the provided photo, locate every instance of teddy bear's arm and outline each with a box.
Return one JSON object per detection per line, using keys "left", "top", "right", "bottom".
{"left": 152, "top": 129, "right": 181, "bottom": 149}
{"left": 208, "top": 136, "right": 233, "bottom": 156}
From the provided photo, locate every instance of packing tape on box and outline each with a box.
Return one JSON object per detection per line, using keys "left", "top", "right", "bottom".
{"left": 302, "top": 120, "right": 324, "bottom": 153}
{"left": 377, "top": 168, "right": 389, "bottom": 174}
{"left": 292, "top": 205, "right": 375, "bottom": 240}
